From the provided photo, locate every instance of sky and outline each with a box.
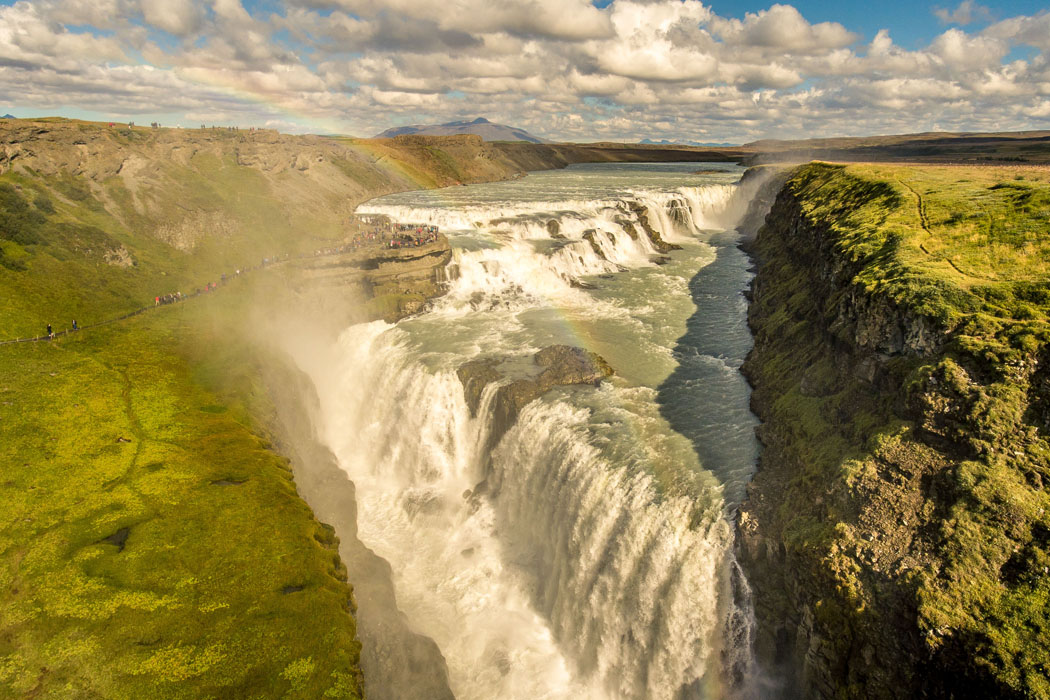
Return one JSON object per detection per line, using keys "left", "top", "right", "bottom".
{"left": 1, "top": 0, "right": 1049, "bottom": 143}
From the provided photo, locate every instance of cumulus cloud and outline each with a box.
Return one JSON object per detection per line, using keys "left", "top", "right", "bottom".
{"left": 288, "top": 0, "right": 614, "bottom": 41}
{"left": 984, "top": 12, "right": 1050, "bottom": 52}
{"left": 0, "top": 2, "right": 129, "bottom": 69}
{"left": 0, "top": 0, "right": 1048, "bottom": 143}
{"left": 140, "top": 0, "right": 202, "bottom": 36}
{"left": 934, "top": 1, "right": 993, "bottom": 26}
{"left": 710, "top": 4, "right": 857, "bottom": 52}
{"left": 930, "top": 28, "right": 1007, "bottom": 71}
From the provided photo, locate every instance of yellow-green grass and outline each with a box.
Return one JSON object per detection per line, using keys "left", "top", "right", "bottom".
{"left": 890, "top": 167, "right": 1050, "bottom": 285}
{"left": 829, "top": 164, "right": 1050, "bottom": 292}
{"left": 1, "top": 156, "right": 368, "bottom": 696}
{"left": 747, "top": 162, "right": 1050, "bottom": 695}
{"left": 0, "top": 303, "right": 362, "bottom": 699}
{"left": 790, "top": 163, "right": 1050, "bottom": 358}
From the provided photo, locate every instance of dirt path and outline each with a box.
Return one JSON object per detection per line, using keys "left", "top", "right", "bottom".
{"left": 897, "top": 178, "right": 933, "bottom": 235}
{"left": 896, "top": 177, "right": 975, "bottom": 279}
{"left": 0, "top": 232, "right": 442, "bottom": 346}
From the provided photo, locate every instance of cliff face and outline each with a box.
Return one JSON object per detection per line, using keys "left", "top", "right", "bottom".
{"left": 739, "top": 163, "right": 1050, "bottom": 698}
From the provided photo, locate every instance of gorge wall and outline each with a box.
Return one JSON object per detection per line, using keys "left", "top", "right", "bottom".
{"left": 738, "top": 163, "right": 1050, "bottom": 698}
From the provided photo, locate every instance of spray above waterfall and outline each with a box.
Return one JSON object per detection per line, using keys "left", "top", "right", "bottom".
{"left": 290, "top": 163, "right": 767, "bottom": 699}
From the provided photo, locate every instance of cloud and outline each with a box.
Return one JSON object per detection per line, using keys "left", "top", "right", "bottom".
{"left": 984, "top": 12, "right": 1050, "bottom": 52}
{"left": 0, "top": 2, "right": 129, "bottom": 69}
{"left": 930, "top": 28, "right": 1007, "bottom": 71}
{"left": 140, "top": 0, "right": 202, "bottom": 36}
{"left": 277, "top": 9, "right": 482, "bottom": 54}
{"left": 934, "top": 1, "right": 993, "bottom": 26}
{"left": 710, "top": 4, "right": 857, "bottom": 52}
{"left": 0, "top": 0, "right": 1048, "bottom": 143}
{"left": 288, "top": 0, "right": 614, "bottom": 41}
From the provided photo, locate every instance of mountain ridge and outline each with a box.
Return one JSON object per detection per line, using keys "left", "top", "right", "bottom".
{"left": 375, "top": 117, "right": 550, "bottom": 143}
{"left": 639, "top": 138, "right": 739, "bottom": 147}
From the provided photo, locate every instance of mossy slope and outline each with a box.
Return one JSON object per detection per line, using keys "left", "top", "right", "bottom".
{"left": 0, "top": 310, "right": 363, "bottom": 698}
{"left": 739, "top": 163, "right": 1050, "bottom": 698}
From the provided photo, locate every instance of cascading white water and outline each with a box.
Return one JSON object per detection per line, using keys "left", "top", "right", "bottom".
{"left": 312, "top": 323, "right": 604, "bottom": 700}
{"left": 491, "top": 397, "right": 733, "bottom": 698}
{"left": 294, "top": 163, "right": 765, "bottom": 700}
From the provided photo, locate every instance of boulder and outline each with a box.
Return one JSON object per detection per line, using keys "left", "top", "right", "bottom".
{"left": 457, "top": 345, "right": 614, "bottom": 452}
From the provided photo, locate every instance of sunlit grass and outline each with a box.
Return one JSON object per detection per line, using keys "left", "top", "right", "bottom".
{"left": 0, "top": 310, "right": 362, "bottom": 697}
{"left": 747, "top": 162, "right": 1050, "bottom": 695}
{"left": 0, "top": 132, "right": 379, "bottom": 697}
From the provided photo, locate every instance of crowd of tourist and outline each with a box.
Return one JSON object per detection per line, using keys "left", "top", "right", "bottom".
{"left": 389, "top": 224, "right": 439, "bottom": 249}
{"left": 155, "top": 291, "right": 184, "bottom": 306}
{"left": 312, "top": 221, "right": 442, "bottom": 255}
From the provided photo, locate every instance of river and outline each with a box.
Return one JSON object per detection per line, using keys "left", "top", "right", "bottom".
{"left": 298, "top": 163, "right": 766, "bottom": 699}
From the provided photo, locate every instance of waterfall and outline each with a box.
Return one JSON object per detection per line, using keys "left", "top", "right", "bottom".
{"left": 491, "top": 398, "right": 734, "bottom": 698}
{"left": 630, "top": 183, "right": 755, "bottom": 242}
{"left": 307, "top": 324, "right": 606, "bottom": 700}
{"left": 295, "top": 167, "right": 763, "bottom": 700}
{"left": 360, "top": 184, "right": 748, "bottom": 308}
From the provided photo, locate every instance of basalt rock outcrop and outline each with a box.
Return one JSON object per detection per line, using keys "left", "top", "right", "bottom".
{"left": 288, "top": 232, "right": 454, "bottom": 323}
{"left": 625, "top": 201, "right": 682, "bottom": 253}
{"left": 458, "top": 345, "right": 614, "bottom": 453}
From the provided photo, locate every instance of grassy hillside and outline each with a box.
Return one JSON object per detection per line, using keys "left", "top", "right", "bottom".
{"left": 740, "top": 163, "right": 1050, "bottom": 697}
{"left": 0, "top": 121, "right": 525, "bottom": 339}
{"left": 1, "top": 308, "right": 363, "bottom": 698}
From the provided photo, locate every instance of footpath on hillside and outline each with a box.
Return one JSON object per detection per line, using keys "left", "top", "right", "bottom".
{"left": 0, "top": 216, "right": 443, "bottom": 346}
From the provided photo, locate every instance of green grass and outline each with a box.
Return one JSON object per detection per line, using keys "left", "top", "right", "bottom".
{"left": 0, "top": 129, "right": 391, "bottom": 698}
{"left": 0, "top": 309, "right": 362, "bottom": 698}
{"left": 0, "top": 166, "right": 367, "bottom": 695}
{"left": 799, "top": 164, "right": 1050, "bottom": 339}
{"left": 747, "top": 162, "right": 1050, "bottom": 696}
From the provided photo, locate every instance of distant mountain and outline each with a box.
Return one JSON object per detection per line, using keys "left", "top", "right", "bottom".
{"left": 1, "top": 114, "right": 15, "bottom": 119}
{"left": 639, "top": 138, "right": 738, "bottom": 147}
{"left": 375, "top": 117, "right": 550, "bottom": 143}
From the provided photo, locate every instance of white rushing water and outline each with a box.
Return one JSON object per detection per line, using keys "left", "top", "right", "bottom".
{"left": 295, "top": 163, "right": 766, "bottom": 699}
